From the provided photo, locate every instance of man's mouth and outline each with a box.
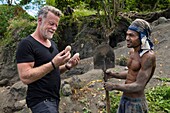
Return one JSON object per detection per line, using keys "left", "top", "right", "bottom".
{"left": 48, "top": 30, "right": 54, "bottom": 34}
{"left": 126, "top": 42, "right": 131, "bottom": 45}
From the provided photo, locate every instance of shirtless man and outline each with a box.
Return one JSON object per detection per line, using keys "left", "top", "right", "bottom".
{"left": 104, "top": 19, "right": 156, "bottom": 113}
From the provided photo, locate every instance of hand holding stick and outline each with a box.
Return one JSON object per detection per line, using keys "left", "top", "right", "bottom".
{"left": 103, "top": 60, "right": 111, "bottom": 113}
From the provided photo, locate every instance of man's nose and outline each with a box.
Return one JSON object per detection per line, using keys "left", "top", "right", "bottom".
{"left": 126, "top": 35, "right": 130, "bottom": 40}
{"left": 52, "top": 25, "right": 57, "bottom": 31}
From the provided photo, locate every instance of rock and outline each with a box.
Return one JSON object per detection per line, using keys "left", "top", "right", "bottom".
{"left": 14, "top": 99, "right": 26, "bottom": 110}
{"left": 158, "top": 17, "right": 167, "bottom": 24}
{"left": 13, "top": 106, "right": 31, "bottom": 113}
{"left": 97, "top": 101, "right": 106, "bottom": 109}
{"left": 152, "top": 17, "right": 168, "bottom": 26}
{"left": 10, "top": 81, "right": 27, "bottom": 100}
{"left": 0, "top": 79, "right": 8, "bottom": 86}
{"left": 93, "top": 43, "right": 115, "bottom": 69}
{"left": 62, "top": 57, "right": 94, "bottom": 77}
{"left": 61, "top": 83, "right": 72, "bottom": 96}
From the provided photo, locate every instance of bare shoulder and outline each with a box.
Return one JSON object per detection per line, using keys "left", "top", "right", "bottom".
{"left": 141, "top": 50, "right": 156, "bottom": 69}
{"left": 142, "top": 50, "right": 156, "bottom": 60}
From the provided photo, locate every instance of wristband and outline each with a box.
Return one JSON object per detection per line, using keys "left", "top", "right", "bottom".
{"left": 51, "top": 61, "right": 56, "bottom": 69}
{"left": 65, "top": 64, "right": 71, "bottom": 70}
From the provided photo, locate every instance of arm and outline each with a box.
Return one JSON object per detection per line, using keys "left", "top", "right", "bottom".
{"left": 59, "top": 53, "right": 80, "bottom": 74}
{"left": 106, "top": 70, "right": 128, "bottom": 79}
{"left": 17, "top": 61, "right": 54, "bottom": 85}
{"left": 104, "top": 52, "right": 156, "bottom": 92}
{"left": 17, "top": 50, "right": 71, "bottom": 85}
{"left": 105, "top": 49, "right": 132, "bottom": 80}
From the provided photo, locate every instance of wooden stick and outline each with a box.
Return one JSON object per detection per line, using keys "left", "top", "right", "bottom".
{"left": 103, "top": 60, "right": 111, "bottom": 113}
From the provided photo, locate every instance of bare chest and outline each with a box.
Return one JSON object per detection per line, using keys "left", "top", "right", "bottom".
{"left": 127, "top": 53, "right": 141, "bottom": 72}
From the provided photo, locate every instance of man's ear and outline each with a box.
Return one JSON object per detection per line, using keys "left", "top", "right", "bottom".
{"left": 38, "top": 17, "right": 42, "bottom": 24}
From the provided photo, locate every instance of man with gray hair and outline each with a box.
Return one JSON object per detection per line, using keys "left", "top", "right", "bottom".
{"left": 16, "top": 5, "right": 80, "bottom": 113}
{"left": 104, "top": 19, "right": 156, "bottom": 113}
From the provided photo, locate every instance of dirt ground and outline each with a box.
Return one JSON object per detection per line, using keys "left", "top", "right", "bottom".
{"left": 58, "top": 21, "right": 170, "bottom": 113}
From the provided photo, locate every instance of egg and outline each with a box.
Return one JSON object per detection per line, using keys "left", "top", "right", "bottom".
{"left": 65, "top": 45, "right": 71, "bottom": 53}
{"left": 72, "top": 53, "right": 80, "bottom": 59}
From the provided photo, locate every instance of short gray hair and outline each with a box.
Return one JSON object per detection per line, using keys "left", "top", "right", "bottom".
{"left": 38, "top": 5, "right": 62, "bottom": 18}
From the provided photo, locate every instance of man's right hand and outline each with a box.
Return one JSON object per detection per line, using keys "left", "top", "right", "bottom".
{"left": 105, "top": 70, "right": 114, "bottom": 79}
{"left": 52, "top": 50, "right": 71, "bottom": 67}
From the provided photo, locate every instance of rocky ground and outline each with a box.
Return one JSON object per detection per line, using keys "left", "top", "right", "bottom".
{"left": 0, "top": 17, "right": 170, "bottom": 113}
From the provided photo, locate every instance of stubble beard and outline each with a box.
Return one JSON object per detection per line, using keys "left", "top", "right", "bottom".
{"left": 44, "top": 31, "right": 53, "bottom": 39}
{"left": 41, "top": 29, "right": 54, "bottom": 40}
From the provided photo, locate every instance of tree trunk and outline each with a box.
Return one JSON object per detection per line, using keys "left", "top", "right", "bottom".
{"left": 7, "top": 0, "right": 12, "bottom": 5}
{"left": 102, "top": 0, "right": 111, "bottom": 28}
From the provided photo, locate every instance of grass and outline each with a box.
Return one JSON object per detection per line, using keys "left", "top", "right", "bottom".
{"left": 146, "top": 84, "right": 170, "bottom": 113}
{"left": 107, "top": 84, "right": 170, "bottom": 113}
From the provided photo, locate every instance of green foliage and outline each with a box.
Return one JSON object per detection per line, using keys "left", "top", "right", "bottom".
{"left": 0, "top": 5, "right": 34, "bottom": 37}
{"left": 46, "top": 0, "right": 55, "bottom": 6}
{"left": 108, "top": 85, "right": 170, "bottom": 113}
{"left": 109, "top": 91, "right": 122, "bottom": 113}
{"left": 146, "top": 84, "right": 170, "bottom": 113}
{"left": 83, "top": 107, "right": 91, "bottom": 113}
{"left": 125, "top": 0, "right": 139, "bottom": 11}
{"left": 1, "top": 17, "right": 36, "bottom": 47}
{"left": 125, "top": 0, "right": 170, "bottom": 11}
{"left": 0, "top": 17, "right": 35, "bottom": 63}
{"left": 55, "top": 0, "right": 81, "bottom": 11}
{"left": 59, "top": 2, "right": 97, "bottom": 26}
{"left": 64, "top": 2, "right": 97, "bottom": 22}
{"left": 73, "top": 9, "right": 97, "bottom": 18}
{"left": 156, "top": 77, "right": 170, "bottom": 82}
{"left": 0, "top": 5, "right": 16, "bottom": 36}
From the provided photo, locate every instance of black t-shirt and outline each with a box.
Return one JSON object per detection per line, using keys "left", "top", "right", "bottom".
{"left": 16, "top": 35, "right": 61, "bottom": 108}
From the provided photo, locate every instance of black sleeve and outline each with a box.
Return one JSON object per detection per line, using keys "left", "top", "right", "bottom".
{"left": 16, "top": 39, "right": 35, "bottom": 63}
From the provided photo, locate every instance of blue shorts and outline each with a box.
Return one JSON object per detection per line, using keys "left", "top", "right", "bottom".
{"left": 30, "top": 99, "right": 59, "bottom": 113}
{"left": 117, "top": 96, "right": 148, "bottom": 113}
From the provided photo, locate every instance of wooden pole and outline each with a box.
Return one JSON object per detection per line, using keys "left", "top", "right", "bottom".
{"left": 103, "top": 60, "right": 111, "bottom": 113}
